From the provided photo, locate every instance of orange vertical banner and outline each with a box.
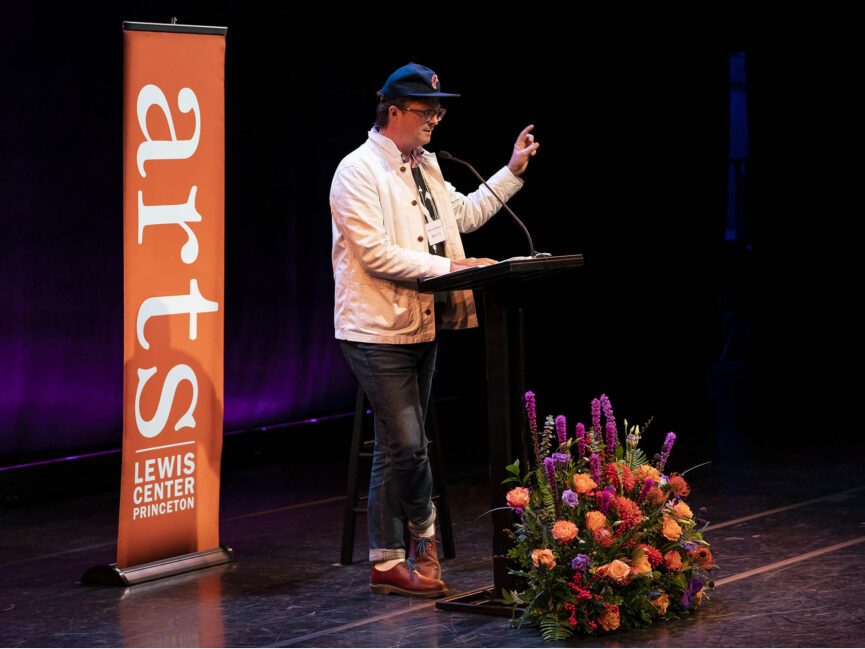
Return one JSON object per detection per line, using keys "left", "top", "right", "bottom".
{"left": 118, "top": 22, "right": 226, "bottom": 569}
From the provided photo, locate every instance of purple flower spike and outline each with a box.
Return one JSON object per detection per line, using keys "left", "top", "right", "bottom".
{"left": 544, "top": 456, "right": 558, "bottom": 490}
{"left": 599, "top": 487, "right": 614, "bottom": 515}
{"left": 658, "top": 432, "right": 676, "bottom": 472}
{"left": 590, "top": 453, "right": 601, "bottom": 485}
{"left": 591, "top": 398, "right": 601, "bottom": 434}
{"left": 576, "top": 423, "right": 586, "bottom": 459}
{"left": 525, "top": 391, "right": 537, "bottom": 432}
{"left": 601, "top": 394, "right": 617, "bottom": 459}
{"left": 600, "top": 394, "right": 617, "bottom": 430}
{"left": 525, "top": 391, "right": 541, "bottom": 466}
{"left": 543, "top": 456, "right": 560, "bottom": 516}
{"left": 640, "top": 478, "right": 656, "bottom": 500}
{"left": 555, "top": 415, "right": 567, "bottom": 446}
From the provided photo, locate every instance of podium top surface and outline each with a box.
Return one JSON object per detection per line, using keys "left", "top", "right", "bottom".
{"left": 417, "top": 253, "right": 584, "bottom": 293}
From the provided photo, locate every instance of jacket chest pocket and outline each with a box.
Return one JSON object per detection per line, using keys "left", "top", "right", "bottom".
{"left": 385, "top": 178, "right": 427, "bottom": 250}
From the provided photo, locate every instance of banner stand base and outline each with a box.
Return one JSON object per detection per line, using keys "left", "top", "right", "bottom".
{"left": 80, "top": 544, "right": 234, "bottom": 587}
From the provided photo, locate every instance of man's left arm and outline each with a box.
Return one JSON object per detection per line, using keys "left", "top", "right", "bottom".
{"left": 449, "top": 125, "right": 540, "bottom": 233}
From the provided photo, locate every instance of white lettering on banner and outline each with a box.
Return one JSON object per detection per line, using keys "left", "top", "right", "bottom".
{"left": 130, "top": 81, "right": 216, "bottom": 527}
{"left": 135, "top": 365, "right": 198, "bottom": 438}
{"left": 136, "top": 279, "right": 219, "bottom": 351}
{"left": 132, "top": 497, "right": 196, "bottom": 520}
{"left": 134, "top": 452, "right": 196, "bottom": 484}
{"left": 138, "top": 186, "right": 202, "bottom": 263}
{"left": 136, "top": 84, "right": 200, "bottom": 177}
{"left": 131, "top": 452, "right": 197, "bottom": 519}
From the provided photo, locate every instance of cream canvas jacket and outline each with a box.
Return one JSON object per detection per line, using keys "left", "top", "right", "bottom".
{"left": 331, "top": 129, "right": 524, "bottom": 344}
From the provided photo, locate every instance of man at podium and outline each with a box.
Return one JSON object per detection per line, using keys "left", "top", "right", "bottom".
{"left": 330, "top": 62, "right": 539, "bottom": 597}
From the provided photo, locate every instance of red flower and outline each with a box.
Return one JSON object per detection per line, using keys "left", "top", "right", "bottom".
{"left": 604, "top": 462, "right": 637, "bottom": 492}
{"left": 636, "top": 543, "right": 663, "bottom": 568}
{"left": 612, "top": 495, "right": 643, "bottom": 529}
{"left": 668, "top": 474, "right": 691, "bottom": 497}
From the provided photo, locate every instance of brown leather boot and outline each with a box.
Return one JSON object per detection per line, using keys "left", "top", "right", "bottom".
{"left": 408, "top": 534, "right": 441, "bottom": 580}
{"left": 369, "top": 561, "right": 447, "bottom": 597}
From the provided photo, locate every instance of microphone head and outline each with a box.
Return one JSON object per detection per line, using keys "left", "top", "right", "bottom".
{"left": 437, "top": 150, "right": 453, "bottom": 160}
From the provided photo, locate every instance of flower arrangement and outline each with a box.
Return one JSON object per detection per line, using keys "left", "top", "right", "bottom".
{"left": 502, "top": 392, "right": 714, "bottom": 640}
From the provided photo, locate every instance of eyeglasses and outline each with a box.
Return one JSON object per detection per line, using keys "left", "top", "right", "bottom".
{"left": 399, "top": 106, "right": 447, "bottom": 122}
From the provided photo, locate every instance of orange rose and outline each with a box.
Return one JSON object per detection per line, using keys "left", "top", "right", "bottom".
{"left": 668, "top": 474, "right": 691, "bottom": 497}
{"left": 630, "top": 548, "right": 652, "bottom": 576}
{"left": 506, "top": 487, "right": 530, "bottom": 509}
{"left": 661, "top": 516, "right": 682, "bottom": 541}
{"left": 652, "top": 592, "right": 670, "bottom": 615}
{"left": 635, "top": 464, "right": 661, "bottom": 483}
{"left": 585, "top": 510, "right": 608, "bottom": 532}
{"left": 573, "top": 473, "right": 597, "bottom": 494}
{"left": 552, "top": 520, "right": 579, "bottom": 543}
{"left": 689, "top": 546, "right": 714, "bottom": 570}
{"left": 531, "top": 548, "right": 556, "bottom": 570}
{"left": 598, "top": 605, "right": 621, "bottom": 631}
{"left": 671, "top": 501, "right": 693, "bottom": 519}
{"left": 663, "top": 550, "right": 683, "bottom": 571}
{"left": 598, "top": 559, "right": 631, "bottom": 584}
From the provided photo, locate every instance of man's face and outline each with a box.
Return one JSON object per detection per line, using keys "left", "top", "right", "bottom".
{"left": 392, "top": 99, "right": 443, "bottom": 150}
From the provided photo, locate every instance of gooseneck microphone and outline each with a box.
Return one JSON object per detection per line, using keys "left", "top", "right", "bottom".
{"left": 437, "top": 151, "right": 550, "bottom": 259}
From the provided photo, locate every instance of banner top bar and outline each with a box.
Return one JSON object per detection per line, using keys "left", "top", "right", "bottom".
{"left": 123, "top": 21, "right": 227, "bottom": 36}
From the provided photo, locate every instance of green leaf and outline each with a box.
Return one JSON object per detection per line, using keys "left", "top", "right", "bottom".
{"left": 474, "top": 506, "right": 515, "bottom": 520}
{"left": 680, "top": 460, "right": 712, "bottom": 476}
{"left": 540, "top": 615, "right": 572, "bottom": 641}
{"left": 542, "top": 488, "right": 556, "bottom": 521}
{"left": 628, "top": 447, "right": 650, "bottom": 469}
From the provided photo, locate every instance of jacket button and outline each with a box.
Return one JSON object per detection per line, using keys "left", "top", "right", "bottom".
{"left": 417, "top": 235, "right": 424, "bottom": 242}
{"left": 424, "top": 309, "right": 432, "bottom": 316}
{"left": 400, "top": 166, "right": 406, "bottom": 172}
{"left": 411, "top": 200, "right": 418, "bottom": 206}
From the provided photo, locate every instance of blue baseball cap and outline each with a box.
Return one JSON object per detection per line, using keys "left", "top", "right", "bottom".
{"left": 378, "top": 62, "right": 461, "bottom": 101}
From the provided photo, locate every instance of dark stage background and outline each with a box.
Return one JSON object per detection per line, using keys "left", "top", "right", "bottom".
{"left": 1, "top": 7, "right": 856, "bottom": 478}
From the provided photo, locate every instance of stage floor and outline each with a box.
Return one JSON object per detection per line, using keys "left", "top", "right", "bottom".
{"left": 2, "top": 445, "right": 865, "bottom": 647}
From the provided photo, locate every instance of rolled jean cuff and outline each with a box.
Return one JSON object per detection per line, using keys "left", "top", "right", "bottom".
{"left": 408, "top": 504, "right": 436, "bottom": 533}
{"left": 369, "top": 548, "right": 406, "bottom": 562}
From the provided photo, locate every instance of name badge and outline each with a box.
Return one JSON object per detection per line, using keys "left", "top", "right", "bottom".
{"left": 425, "top": 219, "right": 446, "bottom": 245}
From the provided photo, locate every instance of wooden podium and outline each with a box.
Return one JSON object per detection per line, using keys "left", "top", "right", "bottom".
{"left": 418, "top": 254, "right": 585, "bottom": 614}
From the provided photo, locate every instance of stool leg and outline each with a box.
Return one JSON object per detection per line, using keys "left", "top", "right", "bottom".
{"left": 340, "top": 385, "right": 366, "bottom": 565}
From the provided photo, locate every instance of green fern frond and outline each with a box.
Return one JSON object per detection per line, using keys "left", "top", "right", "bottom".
{"left": 540, "top": 615, "right": 572, "bottom": 641}
{"left": 542, "top": 488, "right": 556, "bottom": 521}
{"left": 627, "top": 447, "right": 649, "bottom": 469}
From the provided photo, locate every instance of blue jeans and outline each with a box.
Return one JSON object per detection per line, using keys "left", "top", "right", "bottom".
{"left": 340, "top": 340, "right": 437, "bottom": 562}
